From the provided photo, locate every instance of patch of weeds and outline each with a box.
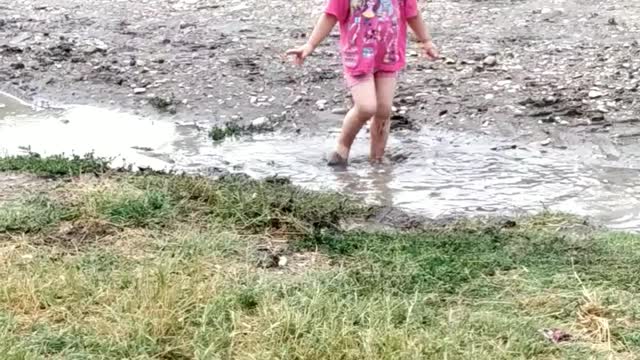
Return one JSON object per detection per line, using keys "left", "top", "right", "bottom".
{"left": 90, "top": 188, "right": 173, "bottom": 227}
{"left": 299, "top": 224, "right": 640, "bottom": 295}
{"left": 26, "top": 325, "right": 84, "bottom": 356}
{"left": 149, "top": 94, "right": 177, "bottom": 114}
{"left": 210, "top": 175, "right": 365, "bottom": 234}
{"left": 209, "top": 122, "right": 271, "bottom": 142}
{"left": 22, "top": 324, "right": 137, "bottom": 358}
{"left": 152, "top": 227, "right": 245, "bottom": 259}
{"left": 0, "top": 196, "right": 76, "bottom": 233}
{"left": 136, "top": 174, "right": 368, "bottom": 235}
{"left": 0, "top": 153, "right": 110, "bottom": 177}
{"left": 49, "top": 219, "right": 117, "bottom": 248}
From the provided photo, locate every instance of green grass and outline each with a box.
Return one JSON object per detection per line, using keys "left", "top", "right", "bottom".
{"left": 0, "top": 153, "right": 110, "bottom": 177}
{"left": 209, "top": 122, "right": 272, "bottom": 142}
{"left": 87, "top": 187, "right": 174, "bottom": 227}
{"left": 209, "top": 122, "right": 246, "bottom": 141}
{"left": 299, "top": 222, "right": 640, "bottom": 295}
{"left": 0, "top": 224, "right": 638, "bottom": 359}
{"left": 0, "top": 196, "right": 76, "bottom": 233}
{"left": 0, "top": 155, "right": 639, "bottom": 359}
{"left": 134, "top": 174, "right": 368, "bottom": 235}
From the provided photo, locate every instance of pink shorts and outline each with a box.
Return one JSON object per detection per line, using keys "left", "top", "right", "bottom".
{"left": 344, "top": 71, "right": 397, "bottom": 88}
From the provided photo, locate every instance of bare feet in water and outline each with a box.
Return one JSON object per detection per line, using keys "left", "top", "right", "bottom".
{"left": 327, "top": 151, "right": 348, "bottom": 167}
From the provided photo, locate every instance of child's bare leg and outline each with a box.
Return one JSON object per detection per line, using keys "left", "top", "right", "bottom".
{"left": 369, "top": 75, "right": 397, "bottom": 162}
{"left": 329, "top": 76, "right": 377, "bottom": 166}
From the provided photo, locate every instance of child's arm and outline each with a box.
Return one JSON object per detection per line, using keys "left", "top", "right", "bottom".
{"left": 407, "top": 13, "right": 439, "bottom": 60}
{"left": 286, "top": 14, "right": 338, "bottom": 65}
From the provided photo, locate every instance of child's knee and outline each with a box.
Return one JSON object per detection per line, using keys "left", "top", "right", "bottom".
{"left": 375, "top": 104, "right": 392, "bottom": 120}
{"left": 355, "top": 102, "right": 377, "bottom": 120}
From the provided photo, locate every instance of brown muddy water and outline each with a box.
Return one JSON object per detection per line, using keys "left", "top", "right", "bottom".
{"left": 2, "top": 92, "right": 640, "bottom": 231}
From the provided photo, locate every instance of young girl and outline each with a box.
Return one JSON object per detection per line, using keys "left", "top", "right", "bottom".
{"left": 287, "top": 0, "right": 438, "bottom": 166}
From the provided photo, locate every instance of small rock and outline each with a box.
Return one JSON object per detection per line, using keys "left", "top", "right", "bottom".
{"left": 541, "top": 329, "right": 572, "bottom": 344}
{"left": 179, "top": 22, "right": 196, "bottom": 30}
{"left": 277, "top": 256, "right": 288, "bottom": 267}
{"left": 10, "top": 62, "right": 25, "bottom": 70}
{"left": 133, "top": 87, "right": 147, "bottom": 94}
{"left": 331, "top": 108, "right": 348, "bottom": 115}
{"left": 316, "top": 99, "right": 328, "bottom": 111}
{"left": 252, "top": 116, "right": 268, "bottom": 127}
{"left": 483, "top": 56, "right": 497, "bottom": 66}
{"left": 608, "top": 17, "right": 618, "bottom": 26}
{"left": 491, "top": 144, "right": 517, "bottom": 151}
{"left": 541, "top": 138, "right": 552, "bottom": 146}
{"left": 588, "top": 90, "right": 604, "bottom": 99}
{"left": 82, "top": 39, "right": 108, "bottom": 55}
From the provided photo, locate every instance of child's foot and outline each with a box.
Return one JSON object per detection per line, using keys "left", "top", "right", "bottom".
{"left": 369, "top": 158, "right": 383, "bottom": 166}
{"left": 327, "top": 151, "right": 348, "bottom": 167}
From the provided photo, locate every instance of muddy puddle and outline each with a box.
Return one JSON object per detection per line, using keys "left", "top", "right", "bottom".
{"left": 2, "top": 92, "right": 640, "bottom": 231}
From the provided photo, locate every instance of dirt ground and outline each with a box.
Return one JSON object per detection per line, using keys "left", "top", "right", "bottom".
{"left": 1, "top": 0, "right": 640, "bottom": 153}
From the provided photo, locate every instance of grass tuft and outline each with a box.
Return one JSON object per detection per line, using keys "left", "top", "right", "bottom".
{"left": 0, "top": 153, "right": 110, "bottom": 177}
{"left": 87, "top": 187, "right": 173, "bottom": 227}
{"left": 209, "top": 122, "right": 272, "bottom": 142}
{"left": 135, "top": 174, "right": 368, "bottom": 235}
{"left": 0, "top": 196, "right": 75, "bottom": 233}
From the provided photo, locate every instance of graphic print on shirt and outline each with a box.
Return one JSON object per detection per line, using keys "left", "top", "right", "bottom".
{"left": 383, "top": 18, "right": 399, "bottom": 64}
{"left": 377, "top": 0, "right": 393, "bottom": 19}
{"left": 343, "top": 0, "right": 401, "bottom": 70}
{"left": 362, "top": 0, "right": 376, "bottom": 19}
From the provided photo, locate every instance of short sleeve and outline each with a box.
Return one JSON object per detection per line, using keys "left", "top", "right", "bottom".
{"left": 324, "top": 0, "right": 349, "bottom": 23}
{"left": 404, "top": 0, "right": 419, "bottom": 19}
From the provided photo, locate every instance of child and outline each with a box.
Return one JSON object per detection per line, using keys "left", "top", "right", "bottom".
{"left": 287, "top": 0, "right": 438, "bottom": 166}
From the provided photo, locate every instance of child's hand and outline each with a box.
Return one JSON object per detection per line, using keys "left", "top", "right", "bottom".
{"left": 420, "top": 40, "right": 439, "bottom": 61}
{"left": 286, "top": 43, "right": 314, "bottom": 65}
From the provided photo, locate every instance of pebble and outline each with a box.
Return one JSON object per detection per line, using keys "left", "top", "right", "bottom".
{"left": 278, "top": 256, "right": 288, "bottom": 267}
{"left": 252, "top": 116, "right": 268, "bottom": 127}
{"left": 133, "top": 87, "right": 147, "bottom": 94}
{"left": 483, "top": 56, "right": 497, "bottom": 66}
{"left": 316, "top": 99, "right": 328, "bottom": 111}
{"left": 331, "top": 108, "right": 348, "bottom": 115}
{"left": 541, "top": 138, "right": 552, "bottom": 146}
{"left": 588, "top": 90, "right": 604, "bottom": 99}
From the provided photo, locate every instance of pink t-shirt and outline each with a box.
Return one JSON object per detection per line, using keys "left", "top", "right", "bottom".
{"left": 325, "top": 0, "right": 418, "bottom": 77}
